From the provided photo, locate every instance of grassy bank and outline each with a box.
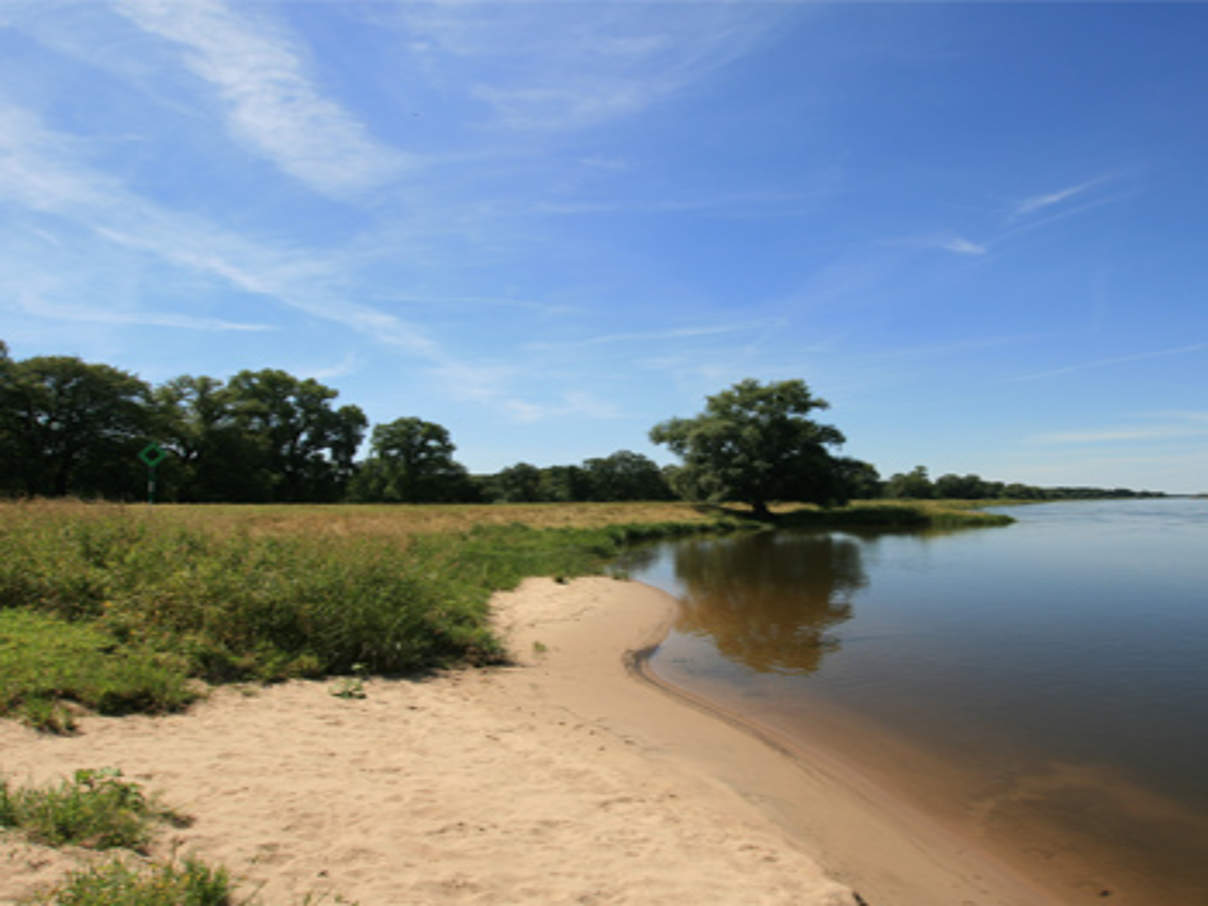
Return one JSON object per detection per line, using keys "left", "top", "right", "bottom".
{"left": 764, "top": 499, "right": 1015, "bottom": 529}
{"left": 0, "top": 498, "right": 1007, "bottom": 730}
{"left": 0, "top": 500, "right": 742, "bottom": 729}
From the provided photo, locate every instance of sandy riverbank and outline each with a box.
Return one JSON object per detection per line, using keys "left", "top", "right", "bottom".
{"left": 2, "top": 577, "right": 1054, "bottom": 905}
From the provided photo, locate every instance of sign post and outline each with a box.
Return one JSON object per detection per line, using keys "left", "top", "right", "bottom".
{"left": 137, "top": 442, "right": 167, "bottom": 505}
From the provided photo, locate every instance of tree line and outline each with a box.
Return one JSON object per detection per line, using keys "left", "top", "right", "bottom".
{"left": 0, "top": 344, "right": 1161, "bottom": 505}
{"left": 875, "top": 465, "right": 1162, "bottom": 501}
{"left": 0, "top": 344, "right": 679, "bottom": 504}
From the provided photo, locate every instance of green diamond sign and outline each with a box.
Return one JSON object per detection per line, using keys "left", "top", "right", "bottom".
{"left": 137, "top": 442, "right": 167, "bottom": 468}
{"left": 137, "top": 442, "right": 167, "bottom": 504}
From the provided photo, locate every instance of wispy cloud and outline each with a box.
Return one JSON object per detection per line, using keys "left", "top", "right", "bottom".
{"left": 1013, "top": 177, "right": 1104, "bottom": 217}
{"left": 503, "top": 390, "right": 623, "bottom": 424}
{"left": 1031, "top": 426, "right": 1208, "bottom": 444}
{"left": 298, "top": 353, "right": 359, "bottom": 381}
{"left": 0, "top": 101, "right": 436, "bottom": 354}
{"left": 937, "top": 236, "right": 987, "bottom": 255}
{"left": 535, "top": 191, "right": 807, "bottom": 217}
{"left": 114, "top": 0, "right": 409, "bottom": 197}
{"left": 1008, "top": 342, "right": 1208, "bottom": 383}
{"left": 395, "top": 3, "right": 780, "bottom": 132}
{"left": 13, "top": 292, "right": 274, "bottom": 332}
{"left": 525, "top": 322, "right": 771, "bottom": 352}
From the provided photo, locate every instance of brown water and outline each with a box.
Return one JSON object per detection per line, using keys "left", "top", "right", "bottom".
{"left": 620, "top": 499, "right": 1208, "bottom": 905}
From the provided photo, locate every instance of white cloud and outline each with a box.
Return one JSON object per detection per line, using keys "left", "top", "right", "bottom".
{"left": 394, "top": 3, "right": 779, "bottom": 132}
{"left": 501, "top": 391, "right": 623, "bottom": 424}
{"left": 298, "top": 353, "right": 359, "bottom": 381}
{"left": 1031, "top": 426, "right": 1208, "bottom": 444}
{"left": 1009, "top": 342, "right": 1208, "bottom": 383}
{"left": 1014, "top": 177, "right": 1103, "bottom": 217}
{"left": 114, "top": 0, "right": 409, "bottom": 197}
{"left": 13, "top": 292, "right": 274, "bottom": 332}
{"left": 525, "top": 322, "right": 769, "bottom": 352}
{"left": 938, "top": 237, "right": 986, "bottom": 255}
{"left": 0, "top": 101, "right": 436, "bottom": 355}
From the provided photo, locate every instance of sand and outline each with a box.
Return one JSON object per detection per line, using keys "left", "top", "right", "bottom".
{"left": 1, "top": 578, "right": 1058, "bottom": 905}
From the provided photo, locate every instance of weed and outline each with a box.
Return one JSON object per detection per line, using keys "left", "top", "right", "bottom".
{"left": 531, "top": 640, "right": 548, "bottom": 654}
{"left": 331, "top": 663, "right": 368, "bottom": 700}
{"left": 24, "top": 855, "right": 234, "bottom": 906}
{"left": 0, "top": 769, "right": 181, "bottom": 852}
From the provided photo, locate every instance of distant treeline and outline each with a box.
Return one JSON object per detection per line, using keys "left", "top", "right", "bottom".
{"left": 0, "top": 344, "right": 1162, "bottom": 504}
{"left": 873, "top": 465, "right": 1165, "bottom": 502}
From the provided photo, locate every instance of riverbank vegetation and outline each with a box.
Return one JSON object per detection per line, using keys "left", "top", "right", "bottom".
{"left": 0, "top": 500, "right": 740, "bottom": 730}
{"left": 2, "top": 769, "right": 240, "bottom": 906}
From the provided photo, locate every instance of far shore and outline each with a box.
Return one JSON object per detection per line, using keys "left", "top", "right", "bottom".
{"left": 2, "top": 576, "right": 1058, "bottom": 906}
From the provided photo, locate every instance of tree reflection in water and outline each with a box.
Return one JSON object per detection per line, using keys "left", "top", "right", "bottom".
{"left": 670, "top": 532, "right": 866, "bottom": 675}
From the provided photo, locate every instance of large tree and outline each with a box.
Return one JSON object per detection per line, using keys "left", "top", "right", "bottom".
{"left": 649, "top": 378, "right": 847, "bottom": 518}
{"left": 349, "top": 417, "right": 476, "bottom": 503}
{"left": 581, "top": 450, "right": 673, "bottom": 501}
{"left": 224, "top": 369, "right": 367, "bottom": 501}
{"left": 1, "top": 354, "right": 152, "bottom": 497}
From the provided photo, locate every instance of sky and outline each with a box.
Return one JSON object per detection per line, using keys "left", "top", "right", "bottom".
{"left": 1, "top": 1, "right": 1205, "bottom": 493}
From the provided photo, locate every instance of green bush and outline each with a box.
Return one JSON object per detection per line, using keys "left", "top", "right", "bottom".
{"left": 0, "top": 769, "right": 176, "bottom": 851}
{"left": 24, "top": 857, "right": 233, "bottom": 906}
{"left": 0, "top": 508, "right": 728, "bottom": 722}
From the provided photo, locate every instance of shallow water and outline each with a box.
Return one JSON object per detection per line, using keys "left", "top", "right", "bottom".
{"left": 621, "top": 499, "right": 1208, "bottom": 904}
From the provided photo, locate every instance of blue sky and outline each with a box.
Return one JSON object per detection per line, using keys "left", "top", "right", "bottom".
{"left": 2, "top": 2, "right": 1205, "bottom": 492}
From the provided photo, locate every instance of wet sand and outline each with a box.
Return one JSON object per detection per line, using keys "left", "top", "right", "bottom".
{"left": 3, "top": 577, "right": 1058, "bottom": 905}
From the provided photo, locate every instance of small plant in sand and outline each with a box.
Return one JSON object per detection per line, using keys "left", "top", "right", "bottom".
{"left": 531, "top": 640, "right": 549, "bottom": 654}
{"left": 23, "top": 855, "right": 234, "bottom": 906}
{"left": 0, "top": 768, "right": 185, "bottom": 852}
{"left": 330, "top": 662, "right": 369, "bottom": 700}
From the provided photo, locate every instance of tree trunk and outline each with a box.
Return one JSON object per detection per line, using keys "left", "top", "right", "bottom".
{"left": 751, "top": 498, "right": 771, "bottom": 520}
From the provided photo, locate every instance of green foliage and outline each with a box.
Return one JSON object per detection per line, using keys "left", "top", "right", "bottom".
{"left": 0, "top": 356, "right": 152, "bottom": 498}
{"left": 491, "top": 462, "right": 544, "bottom": 502}
{"left": 0, "top": 769, "right": 174, "bottom": 851}
{"left": 0, "top": 609, "right": 196, "bottom": 729}
{"left": 650, "top": 378, "right": 847, "bottom": 517}
{"left": 25, "top": 856, "right": 233, "bottom": 906}
{"left": 884, "top": 465, "right": 935, "bottom": 500}
{"left": 0, "top": 505, "right": 729, "bottom": 723}
{"left": 774, "top": 502, "right": 1014, "bottom": 529}
{"left": 348, "top": 417, "right": 477, "bottom": 503}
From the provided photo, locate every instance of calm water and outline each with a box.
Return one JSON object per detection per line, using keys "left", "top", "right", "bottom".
{"left": 620, "top": 499, "right": 1208, "bottom": 903}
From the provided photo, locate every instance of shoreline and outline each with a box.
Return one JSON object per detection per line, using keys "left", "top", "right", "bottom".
{"left": 3, "top": 575, "right": 1055, "bottom": 905}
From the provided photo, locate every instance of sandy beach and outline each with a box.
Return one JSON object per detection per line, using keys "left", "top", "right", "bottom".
{"left": 1, "top": 577, "right": 1058, "bottom": 905}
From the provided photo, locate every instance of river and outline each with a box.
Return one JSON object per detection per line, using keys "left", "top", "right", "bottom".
{"left": 619, "top": 498, "right": 1208, "bottom": 904}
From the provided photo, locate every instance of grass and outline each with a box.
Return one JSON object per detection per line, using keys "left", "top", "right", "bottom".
{"left": 0, "top": 769, "right": 181, "bottom": 852}
{"left": 23, "top": 856, "right": 234, "bottom": 906}
{"left": 716, "top": 498, "right": 1016, "bottom": 529}
{"left": 0, "top": 500, "right": 740, "bottom": 727}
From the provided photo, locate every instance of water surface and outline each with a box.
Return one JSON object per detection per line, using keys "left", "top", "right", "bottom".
{"left": 621, "top": 499, "right": 1208, "bottom": 904}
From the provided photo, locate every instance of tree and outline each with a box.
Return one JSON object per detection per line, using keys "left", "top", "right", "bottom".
{"left": 538, "top": 464, "right": 592, "bottom": 502}
{"left": 833, "top": 457, "right": 883, "bottom": 499}
{"left": 581, "top": 450, "right": 673, "bottom": 501}
{"left": 649, "top": 378, "right": 847, "bottom": 518}
{"left": 493, "top": 462, "right": 543, "bottom": 502}
{"left": 224, "top": 369, "right": 367, "bottom": 501}
{"left": 884, "top": 465, "right": 933, "bottom": 499}
{"left": 1, "top": 355, "right": 152, "bottom": 497}
{"left": 349, "top": 417, "right": 476, "bottom": 503}
{"left": 153, "top": 375, "right": 264, "bottom": 501}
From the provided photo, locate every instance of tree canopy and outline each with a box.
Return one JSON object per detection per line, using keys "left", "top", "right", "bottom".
{"left": 349, "top": 417, "right": 476, "bottom": 503}
{"left": 649, "top": 378, "right": 848, "bottom": 517}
